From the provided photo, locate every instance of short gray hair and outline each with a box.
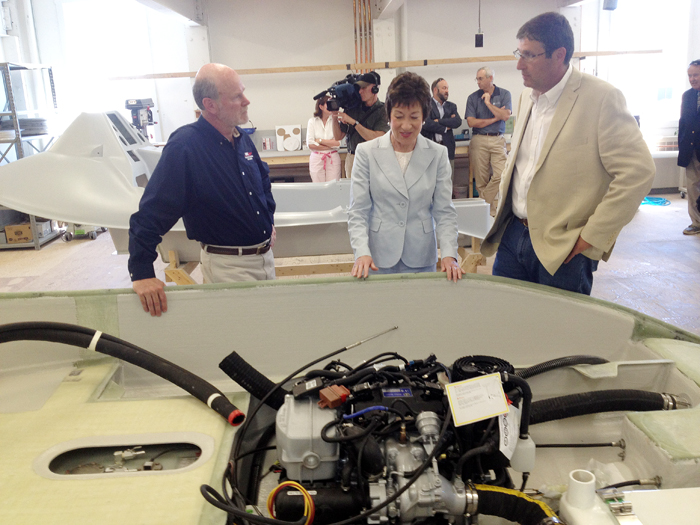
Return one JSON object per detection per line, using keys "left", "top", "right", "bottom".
{"left": 477, "top": 67, "right": 494, "bottom": 79}
{"left": 193, "top": 77, "right": 218, "bottom": 110}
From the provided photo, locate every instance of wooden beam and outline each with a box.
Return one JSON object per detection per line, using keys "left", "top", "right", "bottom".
{"left": 109, "top": 50, "right": 662, "bottom": 80}
{"left": 275, "top": 262, "right": 354, "bottom": 277}
{"left": 164, "top": 250, "right": 198, "bottom": 285}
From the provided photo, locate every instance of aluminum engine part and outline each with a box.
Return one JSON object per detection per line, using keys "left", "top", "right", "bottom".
{"left": 385, "top": 436, "right": 467, "bottom": 523}
{"left": 276, "top": 395, "right": 339, "bottom": 481}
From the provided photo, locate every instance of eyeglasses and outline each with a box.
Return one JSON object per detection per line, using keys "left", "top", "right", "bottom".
{"left": 513, "top": 49, "right": 546, "bottom": 62}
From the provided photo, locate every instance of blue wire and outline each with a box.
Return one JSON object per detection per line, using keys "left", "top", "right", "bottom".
{"left": 640, "top": 197, "right": 670, "bottom": 206}
{"left": 438, "top": 363, "right": 452, "bottom": 383}
{"left": 343, "top": 406, "right": 389, "bottom": 419}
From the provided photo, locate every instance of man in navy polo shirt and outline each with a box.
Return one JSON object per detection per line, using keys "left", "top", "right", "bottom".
{"left": 466, "top": 67, "right": 512, "bottom": 216}
{"left": 128, "top": 63, "right": 276, "bottom": 316}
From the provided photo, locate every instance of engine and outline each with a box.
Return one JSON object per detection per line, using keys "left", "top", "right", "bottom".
{"left": 270, "top": 354, "right": 532, "bottom": 525}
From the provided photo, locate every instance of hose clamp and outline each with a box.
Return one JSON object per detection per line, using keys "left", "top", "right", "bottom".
{"left": 465, "top": 481, "right": 478, "bottom": 517}
{"left": 661, "top": 392, "right": 691, "bottom": 410}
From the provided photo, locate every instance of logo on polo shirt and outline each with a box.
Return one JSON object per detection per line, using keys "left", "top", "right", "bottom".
{"left": 244, "top": 151, "right": 254, "bottom": 161}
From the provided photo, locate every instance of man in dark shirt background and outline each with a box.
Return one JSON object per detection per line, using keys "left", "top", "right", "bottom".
{"left": 465, "top": 67, "right": 512, "bottom": 216}
{"left": 128, "top": 63, "right": 276, "bottom": 317}
{"left": 421, "top": 77, "right": 462, "bottom": 196}
{"left": 678, "top": 59, "right": 700, "bottom": 235}
{"left": 332, "top": 71, "right": 389, "bottom": 177}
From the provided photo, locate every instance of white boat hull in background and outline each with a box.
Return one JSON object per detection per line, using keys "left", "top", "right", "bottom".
{"left": 0, "top": 112, "right": 492, "bottom": 259}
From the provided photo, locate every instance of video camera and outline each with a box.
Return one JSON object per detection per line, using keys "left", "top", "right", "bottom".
{"left": 313, "top": 74, "right": 363, "bottom": 112}
{"left": 313, "top": 71, "right": 381, "bottom": 112}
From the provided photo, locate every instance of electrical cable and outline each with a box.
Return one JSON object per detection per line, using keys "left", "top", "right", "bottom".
{"left": 342, "top": 405, "right": 404, "bottom": 420}
{"left": 267, "top": 481, "right": 315, "bottom": 525}
{"left": 200, "top": 485, "right": 307, "bottom": 525}
{"left": 597, "top": 477, "right": 661, "bottom": 491}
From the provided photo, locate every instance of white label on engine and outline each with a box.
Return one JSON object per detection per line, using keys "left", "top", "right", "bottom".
{"left": 445, "top": 373, "right": 509, "bottom": 427}
{"left": 499, "top": 404, "right": 521, "bottom": 459}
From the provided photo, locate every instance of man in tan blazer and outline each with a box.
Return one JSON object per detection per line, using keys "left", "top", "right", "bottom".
{"left": 481, "top": 12, "right": 655, "bottom": 295}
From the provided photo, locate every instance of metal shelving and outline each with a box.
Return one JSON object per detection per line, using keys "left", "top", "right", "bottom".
{"left": 0, "top": 62, "right": 60, "bottom": 250}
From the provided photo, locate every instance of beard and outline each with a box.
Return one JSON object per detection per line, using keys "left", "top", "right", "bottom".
{"left": 438, "top": 93, "right": 448, "bottom": 103}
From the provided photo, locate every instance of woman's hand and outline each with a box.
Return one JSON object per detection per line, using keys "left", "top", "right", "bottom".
{"left": 351, "top": 255, "right": 378, "bottom": 278}
{"left": 440, "top": 257, "right": 464, "bottom": 282}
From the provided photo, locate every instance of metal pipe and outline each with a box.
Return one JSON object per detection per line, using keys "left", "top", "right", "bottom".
{"left": 359, "top": 0, "right": 366, "bottom": 72}
{"left": 364, "top": 0, "right": 373, "bottom": 67}
{"left": 353, "top": 0, "right": 359, "bottom": 69}
{"left": 366, "top": 0, "right": 374, "bottom": 65}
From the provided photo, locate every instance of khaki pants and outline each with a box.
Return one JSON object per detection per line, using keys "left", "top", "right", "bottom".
{"left": 470, "top": 134, "right": 507, "bottom": 215}
{"left": 687, "top": 155, "right": 700, "bottom": 227}
{"left": 200, "top": 247, "right": 275, "bottom": 283}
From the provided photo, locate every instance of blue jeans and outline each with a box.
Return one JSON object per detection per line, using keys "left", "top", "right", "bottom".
{"left": 373, "top": 259, "right": 436, "bottom": 275}
{"left": 492, "top": 218, "right": 598, "bottom": 295}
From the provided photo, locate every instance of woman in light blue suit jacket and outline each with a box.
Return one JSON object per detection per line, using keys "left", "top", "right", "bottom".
{"left": 348, "top": 72, "right": 463, "bottom": 282}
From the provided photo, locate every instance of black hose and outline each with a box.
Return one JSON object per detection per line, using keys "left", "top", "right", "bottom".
{"left": 530, "top": 390, "right": 667, "bottom": 425}
{"left": 0, "top": 322, "right": 245, "bottom": 426}
{"left": 503, "top": 372, "right": 532, "bottom": 437}
{"left": 475, "top": 484, "right": 561, "bottom": 525}
{"left": 456, "top": 441, "right": 495, "bottom": 478}
{"left": 516, "top": 355, "right": 609, "bottom": 380}
{"left": 219, "top": 351, "right": 288, "bottom": 410}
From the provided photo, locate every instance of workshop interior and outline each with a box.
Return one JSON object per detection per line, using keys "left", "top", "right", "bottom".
{"left": 1, "top": 1, "right": 700, "bottom": 525}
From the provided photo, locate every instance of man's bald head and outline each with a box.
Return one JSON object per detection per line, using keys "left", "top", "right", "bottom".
{"left": 193, "top": 63, "right": 239, "bottom": 110}
{"left": 193, "top": 63, "right": 250, "bottom": 138}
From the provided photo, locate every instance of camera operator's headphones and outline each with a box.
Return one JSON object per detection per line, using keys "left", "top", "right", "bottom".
{"left": 367, "top": 71, "right": 381, "bottom": 93}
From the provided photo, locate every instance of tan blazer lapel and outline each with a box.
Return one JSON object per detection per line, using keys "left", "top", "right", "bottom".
{"left": 534, "top": 69, "right": 581, "bottom": 173}
{"left": 404, "top": 135, "right": 433, "bottom": 191}
{"left": 374, "top": 134, "right": 409, "bottom": 198}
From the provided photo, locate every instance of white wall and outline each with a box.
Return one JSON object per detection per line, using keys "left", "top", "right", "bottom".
{"left": 205, "top": 0, "right": 356, "bottom": 130}
{"left": 204, "top": 0, "right": 561, "bottom": 130}
{"left": 23, "top": 0, "right": 700, "bottom": 138}
{"left": 30, "top": 0, "right": 204, "bottom": 140}
{"left": 399, "top": 0, "right": 560, "bottom": 123}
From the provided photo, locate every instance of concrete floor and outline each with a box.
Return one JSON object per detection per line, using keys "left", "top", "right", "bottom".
{"left": 1, "top": 192, "right": 699, "bottom": 335}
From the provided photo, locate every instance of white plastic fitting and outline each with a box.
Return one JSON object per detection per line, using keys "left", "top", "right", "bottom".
{"left": 566, "top": 469, "right": 596, "bottom": 509}
{"left": 559, "top": 469, "right": 619, "bottom": 525}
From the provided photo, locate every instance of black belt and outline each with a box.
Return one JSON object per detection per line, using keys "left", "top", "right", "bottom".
{"left": 474, "top": 132, "right": 503, "bottom": 137}
{"left": 516, "top": 217, "right": 529, "bottom": 228}
{"left": 201, "top": 242, "right": 271, "bottom": 256}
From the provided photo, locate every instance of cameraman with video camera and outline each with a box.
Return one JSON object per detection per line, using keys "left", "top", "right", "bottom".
{"left": 332, "top": 71, "right": 389, "bottom": 177}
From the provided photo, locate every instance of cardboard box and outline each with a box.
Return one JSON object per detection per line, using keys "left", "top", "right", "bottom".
{"left": 5, "top": 224, "right": 33, "bottom": 244}
{"left": 36, "top": 220, "right": 52, "bottom": 238}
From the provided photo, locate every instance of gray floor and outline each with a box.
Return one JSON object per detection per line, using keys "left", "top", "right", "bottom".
{"left": 1, "top": 192, "right": 699, "bottom": 335}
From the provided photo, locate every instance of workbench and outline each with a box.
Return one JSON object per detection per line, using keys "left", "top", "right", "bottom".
{"left": 260, "top": 143, "right": 476, "bottom": 189}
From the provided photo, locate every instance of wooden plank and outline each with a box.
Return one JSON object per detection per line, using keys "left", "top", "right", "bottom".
{"left": 275, "top": 262, "right": 354, "bottom": 276}
{"left": 164, "top": 268, "right": 197, "bottom": 285}
{"left": 109, "top": 50, "right": 662, "bottom": 80}
{"left": 164, "top": 250, "right": 198, "bottom": 285}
